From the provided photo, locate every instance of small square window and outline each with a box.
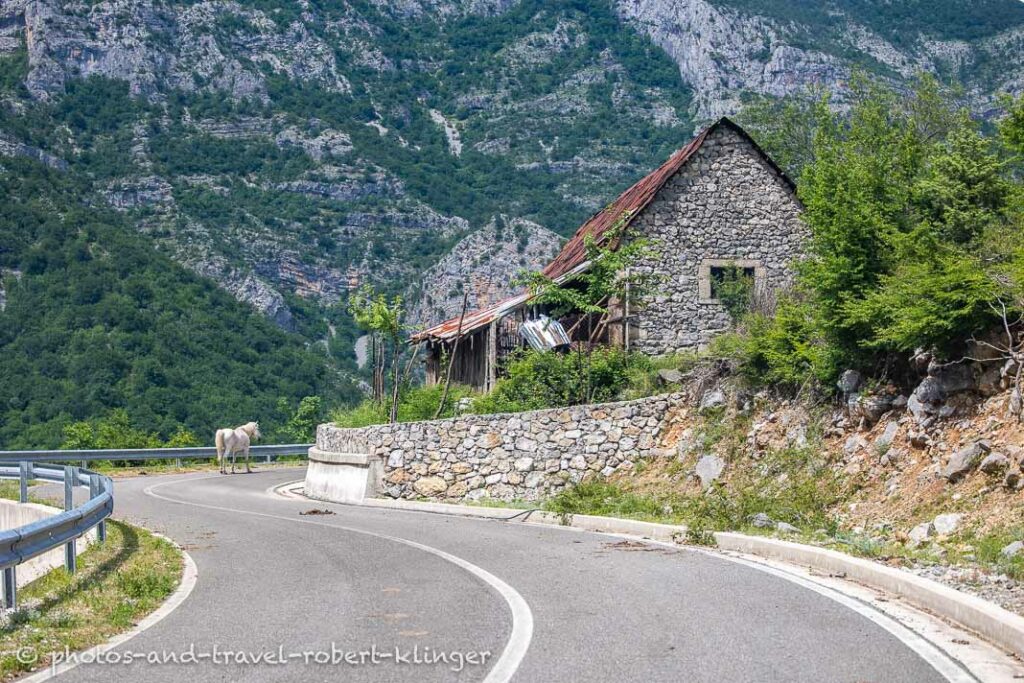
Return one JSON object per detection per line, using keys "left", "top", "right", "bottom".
{"left": 709, "top": 265, "right": 755, "bottom": 300}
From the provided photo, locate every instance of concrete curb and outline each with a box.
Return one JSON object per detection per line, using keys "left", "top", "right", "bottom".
{"left": 291, "top": 488, "right": 1024, "bottom": 660}
{"left": 713, "top": 532, "right": 1024, "bottom": 660}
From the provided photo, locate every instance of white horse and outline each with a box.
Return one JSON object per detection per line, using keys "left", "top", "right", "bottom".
{"left": 215, "top": 422, "right": 261, "bottom": 474}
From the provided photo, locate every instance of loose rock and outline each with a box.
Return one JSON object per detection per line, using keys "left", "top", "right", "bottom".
{"left": 694, "top": 454, "right": 725, "bottom": 490}
{"left": 932, "top": 513, "right": 963, "bottom": 536}
{"left": 1002, "top": 541, "right": 1024, "bottom": 559}
{"left": 979, "top": 452, "right": 1009, "bottom": 475}
{"left": 943, "top": 441, "right": 986, "bottom": 482}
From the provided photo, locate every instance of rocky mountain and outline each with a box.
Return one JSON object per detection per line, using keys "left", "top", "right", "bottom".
{"left": 1, "top": 0, "right": 1023, "bottom": 361}
{"left": 406, "top": 215, "right": 562, "bottom": 330}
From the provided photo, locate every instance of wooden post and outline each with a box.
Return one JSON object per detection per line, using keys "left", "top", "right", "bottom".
{"left": 435, "top": 292, "right": 470, "bottom": 420}
{"left": 624, "top": 273, "right": 631, "bottom": 352}
{"left": 486, "top": 320, "right": 498, "bottom": 392}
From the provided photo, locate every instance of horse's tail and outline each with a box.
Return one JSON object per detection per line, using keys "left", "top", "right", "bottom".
{"left": 215, "top": 430, "right": 225, "bottom": 465}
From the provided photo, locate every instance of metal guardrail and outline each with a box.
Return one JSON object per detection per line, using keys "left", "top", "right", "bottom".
{"left": 0, "top": 443, "right": 312, "bottom": 466}
{"left": 0, "top": 444, "right": 311, "bottom": 609}
{"left": 0, "top": 463, "right": 113, "bottom": 610}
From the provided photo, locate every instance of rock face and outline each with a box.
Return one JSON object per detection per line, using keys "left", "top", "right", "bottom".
{"left": 316, "top": 393, "right": 682, "bottom": 501}
{"left": 406, "top": 216, "right": 562, "bottom": 329}
{"left": 617, "top": 0, "right": 1024, "bottom": 119}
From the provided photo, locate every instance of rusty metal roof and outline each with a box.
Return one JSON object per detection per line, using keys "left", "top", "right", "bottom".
{"left": 411, "top": 117, "right": 792, "bottom": 343}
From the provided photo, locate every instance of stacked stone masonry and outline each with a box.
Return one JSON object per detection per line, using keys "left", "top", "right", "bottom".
{"left": 627, "top": 125, "right": 806, "bottom": 354}
{"left": 316, "top": 393, "right": 685, "bottom": 502}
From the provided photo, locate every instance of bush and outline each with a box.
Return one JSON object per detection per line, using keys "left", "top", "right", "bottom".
{"left": 331, "top": 384, "right": 476, "bottom": 427}
{"left": 472, "top": 347, "right": 650, "bottom": 414}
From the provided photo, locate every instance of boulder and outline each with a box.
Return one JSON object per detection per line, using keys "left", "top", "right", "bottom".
{"left": 1004, "top": 471, "right": 1021, "bottom": 490}
{"left": 844, "top": 435, "right": 866, "bottom": 456}
{"left": 908, "top": 432, "right": 930, "bottom": 449}
{"left": 837, "top": 369, "right": 863, "bottom": 395}
{"left": 657, "top": 369, "right": 685, "bottom": 385}
{"left": 859, "top": 395, "right": 894, "bottom": 424}
{"left": 749, "top": 512, "right": 774, "bottom": 528}
{"left": 977, "top": 365, "right": 1003, "bottom": 397}
{"left": 1002, "top": 541, "right": 1024, "bottom": 558}
{"left": 979, "top": 452, "right": 1009, "bottom": 475}
{"left": 775, "top": 522, "right": 799, "bottom": 534}
{"left": 874, "top": 422, "right": 899, "bottom": 454}
{"left": 1006, "top": 445, "right": 1024, "bottom": 471}
{"left": 927, "top": 361, "right": 975, "bottom": 394}
{"left": 913, "top": 376, "right": 946, "bottom": 405}
{"left": 699, "top": 389, "right": 726, "bottom": 413}
{"left": 908, "top": 521, "right": 934, "bottom": 546}
{"left": 932, "top": 513, "right": 963, "bottom": 536}
{"left": 695, "top": 455, "right": 725, "bottom": 490}
{"left": 943, "top": 441, "right": 986, "bottom": 482}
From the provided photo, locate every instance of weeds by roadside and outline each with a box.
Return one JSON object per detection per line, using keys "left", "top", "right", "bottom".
{"left": 0, "top": 521, "right": 182, "bottom": 680}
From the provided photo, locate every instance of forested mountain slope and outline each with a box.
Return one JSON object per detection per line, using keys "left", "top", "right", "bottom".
{"left": 0, "top": 153, "right": 360, "bottom": 447}
{"left": 1, "top": 0, "right": 1023, "bottom": 445}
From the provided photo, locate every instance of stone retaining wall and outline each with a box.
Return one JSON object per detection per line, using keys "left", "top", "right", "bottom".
{"left": 316, "top": 393, "right": 685, "bottom": 502}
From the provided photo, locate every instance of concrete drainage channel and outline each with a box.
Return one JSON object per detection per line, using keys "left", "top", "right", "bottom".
{"left": 276, "top": 481, "right": 1024, "bottom": 682}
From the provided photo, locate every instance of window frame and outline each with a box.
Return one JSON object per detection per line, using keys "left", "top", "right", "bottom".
{"left": 697, "top": 258, "right": 764, "bottom": 304}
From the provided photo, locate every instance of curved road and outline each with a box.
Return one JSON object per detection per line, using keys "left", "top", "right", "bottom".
{"left": 46, "top": 468, "right": 962, "bottom": 682}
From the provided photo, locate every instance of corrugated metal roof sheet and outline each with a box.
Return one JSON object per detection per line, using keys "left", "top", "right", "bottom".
{"left": 411, "top": 117, "right": 793, "bottom": 343}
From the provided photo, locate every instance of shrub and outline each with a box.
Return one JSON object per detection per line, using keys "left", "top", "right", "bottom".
{"left": 472, "top": 347, "right": 649, "bottom": 414}
{"left": 331, "top": 384, "right": 475, "bottom": 427}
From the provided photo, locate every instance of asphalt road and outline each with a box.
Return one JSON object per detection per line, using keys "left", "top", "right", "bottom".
{"left": 41, "top": 468, "right": 957, "bottom": 682}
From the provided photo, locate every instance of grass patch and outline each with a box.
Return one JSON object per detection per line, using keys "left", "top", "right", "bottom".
{"left": 0, "top": 521, "right": 182, "bottom": 679}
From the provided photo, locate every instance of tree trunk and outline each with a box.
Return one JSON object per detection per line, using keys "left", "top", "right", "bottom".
{"left": 389, "top": 340, "right": 401, "bottom": 424}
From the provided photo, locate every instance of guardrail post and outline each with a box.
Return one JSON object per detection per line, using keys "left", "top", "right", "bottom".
{"left": 89, "top": 474, "right": 107, "bottom": 544}
{"left": 64, "top": 466, "right": 76, "bottom": 574}
{"left": 266, "top": 451, "right": 271, "bottom": 464}
{"left": 18, "top": 461, "right": 29, "bottom": 503}
{"left": 2, "top": 566, "right": 15, "bottom": 610}
{"left": 175, "top": 457, "right": 182, "bottom": 469}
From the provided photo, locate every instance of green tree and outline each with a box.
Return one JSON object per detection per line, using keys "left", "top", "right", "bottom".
{"left": 347, "top": 286, "right": 405, "bottom": 423}
{"left": 283, "top": 396, "right": 323, "bottom": 442}
{"left": 517, "top": 213, "right": 661, "bottom": 401}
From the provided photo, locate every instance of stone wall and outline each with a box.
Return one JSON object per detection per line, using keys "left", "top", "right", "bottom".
{"left": 315, "top": 393, "right": 684, "bottom": 502}
{"left": 628, "top": 124, "right": 806, "bottom": 354}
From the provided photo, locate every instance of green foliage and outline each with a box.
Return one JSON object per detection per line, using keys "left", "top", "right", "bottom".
{"left": 735, "top": 78, "right": 1023, "bottom": 387}
{"left": 736, "top": 91, "right": 827, "bottom": 177}
{"left": 518, "top": 215, "right": 659, "bottom": 316}
{"left": 61, "top": 410, "right": 161, "bottom": 450}
{"left": 347, "top": 286, "right": 403, "bottom": 342}
{"left": 712, "top": 264, "right": 756, "bottom": 321}
{"left": 544, "top": 480, "right": 665, "bottom": 519}
{"left": 280, "top": 396, "right": 324, "bottom": 442}
{"left": 331, "top": 384, "right": 475, "bottom": 427}
{"left": 472, "top": 348, "right": 649, "bottom": 414}
{"left": 0, "top": 156, "right": 357, "bottom": 448}
{"left": 1001, "top": 93, "right": 1024, "bottom": 155}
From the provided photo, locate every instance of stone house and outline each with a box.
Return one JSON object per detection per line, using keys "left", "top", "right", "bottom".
{"left": 411, "top": 117, "right": 806, "bottom": 390}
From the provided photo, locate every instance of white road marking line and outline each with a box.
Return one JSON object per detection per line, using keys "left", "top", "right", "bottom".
{"left": 144, "top": 475, "right": 533, "bottom": 683}
{"left": 644, "top": 537, "right": 978, "bottom": 683}
{"left": 292, "top": 491, "right": 984, "bottom": 682}
{"left": 24, "top": 532, "right": 198, "bottom": 682}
